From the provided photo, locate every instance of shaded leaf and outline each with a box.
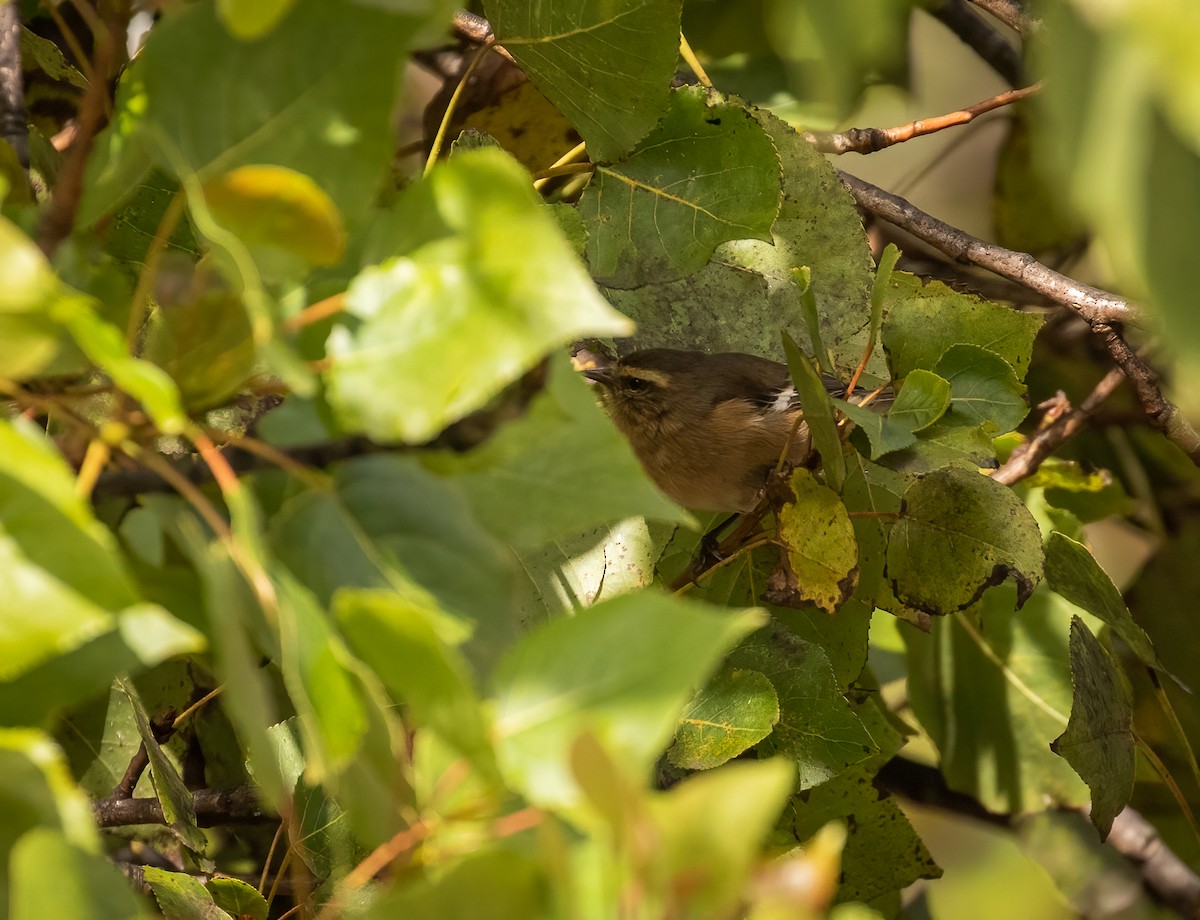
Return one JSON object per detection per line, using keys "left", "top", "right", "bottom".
{"left": 668, "top": 667, "right": 779, "bottom": 770}
{"left": 783, "top": 333, "right": 846, "bottom": 490}
{"left": 207, "top": 878, "right": 269, "bottom": 920}
{"left": 881, "top": 273, "right": 1042, "bottom": 381}
{"left": 603, "top": 105, "right": 875, "bottom": 374}
{"left": 888, "top": 468, "right": 1043, "bottom": 615}
{"left": 485, "top": 0, "right": 679, "bottom": 162}
{"left": 581, "top": 86, "right": 781, "bottom": 287}
{"left": 142, "top": 867, "right": 227, "bottom": 920}
{"left": 118, "top": 679, "right": 205, "bottom": 852}
{"left": 887, "top": 369, "right": 950, "bottom": 432}
{"left": 905, "top": 586, "right": 1089, "bottom": 814}
{"left": 1051, "top": 617, "right": 1135, "bottom": 840}
{"left": 1044, "top": 532, "right": 1165, "bottom": 673}
{"left": 935, "top": 344, "right": 1028, "bottom": 433}
{"left": 728, "top": 626, "right": 877, "bottom": 789}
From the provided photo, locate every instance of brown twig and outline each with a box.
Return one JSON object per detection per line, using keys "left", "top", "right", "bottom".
{"left": 838, "top": 171, "right": 1136, "bottom": 325}
{"left": 992, "top": 367, "right": 1126, "bottom": 485}
{"left": 1094, "top": 326, "right": 1200, "bottom": 465}
{"left": 37, "top": 6, "right": 117, "bottom": 256}
{"left": 922, "top": 0, "right": 1023, "bottom": 85}
{"left": 809, "top": 84, "right": 1038, "bottom": 155}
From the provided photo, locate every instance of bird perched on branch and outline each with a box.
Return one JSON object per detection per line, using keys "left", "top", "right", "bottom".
{"left": 582, "top": 348, "right": 849, "bottom": 512}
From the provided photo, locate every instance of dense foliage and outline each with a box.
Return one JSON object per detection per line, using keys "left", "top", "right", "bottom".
{"left": 3, "top": 0, "right": 1199, "bottom": 918}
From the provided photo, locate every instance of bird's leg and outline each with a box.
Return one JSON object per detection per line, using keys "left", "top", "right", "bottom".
{"left": 697, "top": 512, "right": 741, "bottom": 569}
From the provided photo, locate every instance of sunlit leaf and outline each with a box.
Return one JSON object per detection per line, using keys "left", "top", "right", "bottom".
{"left": 668, "top": 667, "right": 779, "bottom": 770}
{"left": 581, "top": 86, "right": 781, "bottom": 287}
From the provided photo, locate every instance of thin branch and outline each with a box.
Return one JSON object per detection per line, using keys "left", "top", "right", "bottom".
{"left": 94, "top": 786, "right": 270, "bottom": 827}
{"left": 922, "top": 0, "right": 1023, "bottom": 85}
{"left": 1094, "top": 325, "right": 1200, "bottom": 465}
{"left": 810, "top": 84, "right": 1037, "bottom": 155}
{"left": 967, "top": 0, "right": 1034, "bottom": 34}
{"left": 992, "top": 367, "right": 1126, "bottom": 485}
{"left": 838, "top": 171, "right": 1136, "bottom": 325}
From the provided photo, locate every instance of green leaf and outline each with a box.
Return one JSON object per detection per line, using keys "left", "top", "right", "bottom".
{"left": 269, "top": 455, "right": 520, "bottom": 676}
{"left": 650, "top": 758, "right": 795, "bottom": 916}
{"left": 1043, "top": 532, "right": 1165, "bottom": 672}
{"left": 10, "top": 830, "right": 148, "bottom": 920}
{"left": 275, "top": 575, "right": 368, "bottom": 779}
{"left": 935, "top": 344, "right": 1028, "bottom": 433}
{"left": 492, "top": 594, "right": 764, "bottom": 815}
{"left": 325, "top": 148, "right": 632, "bottom": 442}
{"left": 54, "top": 298, "right": 186, "bottom": 434}
{"left": 581, "top": 86, "right": 781, "bottom": 287}
{"left": 202, "top": 164, "right": 346, "bottom": 267}
{"left": 88, "top": 0, "right": 422, "bottom": 223}
{"left": 728, "top": 626, "right": 877, "bottom": 789}
{"left": 769, "top": 0, "right": 915, "bottom": 121}
{"left": 783, "top": 332, "right": 846, "bottom": 491}
{"left": 888, "top": 369, "right": 950, "bottom": 432}
{"left": 667, "top": 667, "right": 779, "bottom": 770}
{"left": 335, "top": 589, "right": 498, "bottom": 781}
{"left": 174, "top": 515, "right": 287, "bottom": 808}
{"left": 836, "top": 399, "right": 916, "bottom": 459}
{"left": 117, "top": 679, "right": 206, "bottom": 852}
{"left": 217, "top": 0, "right": 297, "bottom": 39}
{"left": 602, "top": 105, "right": 875, "bottom": 374}
{"left": 207, "top": 877, "right": 269, "bottom": 920}
{"left": 841, "top": 454, "right": 904, "bottom": 608}
{"left": 905, "top": 586, "right": 1089, "bottom": 813}
{"left": 888, "top": 468, "right": 1044, "bottom": 615}
{"left": 882, "top": 414, "right": 998, "bottom": 475}
{"left": 776, "top": 469, "right": 859, "bottom": 614}
{"left": 484, "top": 0, "right": 679, "bottom": 162}
{"left": 426, "top": 354, "right": 689, "bottom": 548}
{"left": 881, "top": 273, "right": 1043, "bottom": 381}
{"left": 0, "top": 729, "right": 100, "bottom": 909}
{"left": 141, "top": 289, "right": 256, "bottom": 410}
{"left": 1051, "top": 617, "right": 1135, "bottom": 840}
{"left": 780, "top": 762, "right": 941, "bottom": 904}
{"left": 363, "top": 849, "right": 546, "bottom": 920}
{"left": 142, "top": 867, "right": 227, "bottom": 920}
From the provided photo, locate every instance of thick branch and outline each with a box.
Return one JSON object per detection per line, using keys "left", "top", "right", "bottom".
{"left": 94, "top": 786, "right": 270, "bottom": 827}
{"left": 839, "top": 171, "right": 1136, "bottom": 325}
{"left": 1094, "top": 325, "right": 1200, "bottom": 465}
{"left": 922, "top": 0, "right": 1023, "bottom": 85}
{"left": 810, "top": 84, "right": 1036, "bottom": 155}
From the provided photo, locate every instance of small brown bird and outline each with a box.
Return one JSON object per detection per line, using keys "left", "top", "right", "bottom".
{"left": 584, "top": 348, "right": 845, "bottom": 512}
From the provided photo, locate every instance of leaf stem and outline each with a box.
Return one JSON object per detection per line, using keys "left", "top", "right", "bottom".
{"left": 679, "top": 33, "right": 713, "bottom": 88}
{"left": 425, "top": 36, "right": 497, "bottom": 177}
{"left": 1148, "top": 671, "right": 1200, "bottom": 798}
{"left": 1135, "top": 734, "right": 1200, "bottom": 845}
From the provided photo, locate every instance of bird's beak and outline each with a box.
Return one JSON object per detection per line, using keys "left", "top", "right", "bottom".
{"left": 581, "top": 365, "right": 615, "bottom": 387}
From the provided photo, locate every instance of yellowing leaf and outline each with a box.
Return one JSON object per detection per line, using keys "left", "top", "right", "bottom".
{"left": 203, "top": 164, "right": 345, "bottom": 266}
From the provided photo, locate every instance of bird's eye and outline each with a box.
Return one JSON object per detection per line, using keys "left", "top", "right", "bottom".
{"left": 623, "top": 376, "right": 650, "bottom": 393}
